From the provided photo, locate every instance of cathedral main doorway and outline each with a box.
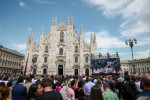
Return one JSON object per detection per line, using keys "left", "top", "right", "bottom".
{"left": 58, "top": 65, "right": 63, "bottom": 75}
{"left": 75, "top": 69, "right": 78, "bottom": 75}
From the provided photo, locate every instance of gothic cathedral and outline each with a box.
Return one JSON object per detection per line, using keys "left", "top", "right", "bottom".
{"left": 25, "top": 15, "right": 97, "bottom": 75}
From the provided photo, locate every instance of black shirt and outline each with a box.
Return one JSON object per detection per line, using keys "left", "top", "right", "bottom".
{"left": 36, "top": 90, "right": 63, "bottom": 100}
{"left": 75, "top": 88, "right": 85, "bottom": 99}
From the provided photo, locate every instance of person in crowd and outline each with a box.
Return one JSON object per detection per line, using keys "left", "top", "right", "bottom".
{"left": 55, "top": 79, "right": 63, "bottom": 92}
{"left": 122, "top": 75, "right": 138, "bottom": 100}
{"left": 116, "top": 78, "right": 124, "bottom": 99}
{"left": 102, "top": 82, "right": 119, "bottom": 100}
{"left": 108, "top": 75, "right": 113, "bottom": 82}
{"left": 2, "top": 76, "right": 9, "bottom": 86}
{"left": 52, "top": 75, "right": 58, "bottom": 89}
{"left": 75, "top": 80, "right": 87, "bottom": 100}
{"left": 36, "top": 78, "right": 63, "bottom": 100}
{"left": 24, "top": 77, "right": 32, "bottom": 94}
{"left": 60, "top": 80, "right": 75, "bottom": 100}
{"left": 26, "top": 83, "right": 43, "bottom": 100}
{"left": 7, "top": 81, "right": 13, "bottom": 100}
{"left": 0, "top": 85, "right": 10, "bottom": 100}
{"left": 90, "top": 85, "right": 103, "bottom": 100}
{"left": 109, "top": 81, "right": 118, "bottom": 95}
{"left": 128, "top": 81, "right": 139, "bottom": 99}
{"left": 12, "top": 76, "right": 27, "bottom": 100}
{"left": 112, "top": 76, "right": 116, "bottom": 86}
{"left": 135, "top": 75, "right": 150, "bottom": 100}
{"left": 84, "top": 76, "right": 95, "bottom": 100}
{"left": 71, "top": 80, "right": 76, "bottom": 92}
{"left": 105, "top": 77, "right": 108, "bottom": 83}
{"left": 0, "top": 82, "right": 5, "bottom": 86}
{"left": 30, "top": 74, "right": 37, "bottom": 84}
{"left": 12, "top": 76, "right": 18, "bottom": 87}
{"left": 135, "top": 75, "right": 143, "bottom": 93}
{"left": 96, "top": 79, "right": 104, "bottom": 93}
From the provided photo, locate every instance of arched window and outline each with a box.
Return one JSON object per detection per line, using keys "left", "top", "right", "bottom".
{"left": 60, "top": 31, "right": 64, "bottom": 42}
{"left": 44, "top": 57, "right": 47, "bottom": 63}
{"left": 75, "top": 56, "right": 78, "bottom": 63}
{"left": 59, "top": 48, "right": 63, "bottom": 55}
{"left": 75, "top": 46, "right": 78, "bottom": 52}
{"left": 45, "top": 46, "right": 48, "bottom": 53}
{"left": 34, "top": 57, "right": 37, "bottom": 63}
{"left": 85, "top": 56, "right": 88, "bottom": 63}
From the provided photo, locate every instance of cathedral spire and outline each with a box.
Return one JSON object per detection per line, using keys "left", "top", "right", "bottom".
{"left": 41, "top": 25, "right": 44, "bottom": 36}
{"left": 70, "top": 14, "right": 73, "bottom": 25}
{"left": 67, "top": 15, "right": 69, "bottom": 25}
{"left": 80, "top": 24, "right": 83, "bottom": 34}
{"left": 51, "top": 16, "right": 54, "bottom": 26}
{"left": 31, "top": 33, "right": 33, "bottom": 43}
{"left": 34, "top": 39, "right": 36, "bottom": 46}
{"left": 90, "top": 31, "right": 93, "bottom": 44}
{"left": 94, "top": 30, "right": 96, "bottom": 43}
{"left": 55, "top": 16, "right": 57, "bottom": 26}
{"left": 28, "top": 32, "right": 31, "bottom": 43}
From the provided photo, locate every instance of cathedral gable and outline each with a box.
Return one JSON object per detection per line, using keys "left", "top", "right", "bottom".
{"left": 57, "top": 22, "right": 67, "bottom": 31}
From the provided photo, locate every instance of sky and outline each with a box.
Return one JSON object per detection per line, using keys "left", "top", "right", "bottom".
{"left": 0, "top": 0, "right": 150, "bottom": 60}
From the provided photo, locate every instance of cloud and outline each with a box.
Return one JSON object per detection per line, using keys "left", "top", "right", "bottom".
{"left": 13, "top": 44, "right": 26, "bottom": 50}
{"left": 84, "top": 31, "right": 125, "bottom": 49}
{"left": 19, "top": 1, "right": 27, "bottom": 7}
{"left": 134, "top": 49, "right": 150, "bottom": 59}
{"left": 0, "top": 27, "right": 2, "bottom": 30}
{"left": 34, "top": 0, "right": 54, "bottom": 4}
{"left": 83, "top": 0, "right": 150, "bottom": 37}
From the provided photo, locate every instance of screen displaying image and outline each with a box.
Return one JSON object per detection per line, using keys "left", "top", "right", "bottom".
{"left": 91, "top": 58, "right": 121, "bottom": 74}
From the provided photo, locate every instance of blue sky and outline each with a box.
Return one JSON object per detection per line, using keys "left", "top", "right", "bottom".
{"left": 0, "top": 0, "right": 150, "bottom": 60}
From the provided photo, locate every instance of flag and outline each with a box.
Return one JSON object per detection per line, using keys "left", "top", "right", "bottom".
{"left": 29, "top": 59, "right": 34, "bottom": 75}
{"left": 24, "top": 54, "right": 29, "bottom": 76}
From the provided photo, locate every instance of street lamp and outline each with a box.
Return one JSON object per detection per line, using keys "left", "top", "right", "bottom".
{"left": 125, "top": 39, "right": 137, "bottom": 75}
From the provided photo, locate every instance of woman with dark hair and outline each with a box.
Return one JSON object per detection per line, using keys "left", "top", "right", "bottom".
{"left": 96, "top": 79, "right": 104, "bottom": 93}
{"left": 26, "top": 83, "right": 43, "bottom": 100}
{"left": 90, "top": 85, "right": 103, "bottom": 100}
{"left": 0, "top": 85, "right": 9, "bottom": 100}
{"left": 55, "top": 80, "right": 63, "bottom": 92}
{"left": 75, "top": 81, "right": 87, "bottom": 100}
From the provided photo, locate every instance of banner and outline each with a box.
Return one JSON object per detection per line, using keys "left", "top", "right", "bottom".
{"left": 24, "top": 54, "right": 29, "bottom": 76}
{"left": 91, "top": 58, "right": 121, "bottom": 74}
{"left": 29, "top": 59, "right": 34, "bottom": 75}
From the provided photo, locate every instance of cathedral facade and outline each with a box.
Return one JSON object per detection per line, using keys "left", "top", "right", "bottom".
{"left": 25, "top": 16, "right": 97, "bottom": 75}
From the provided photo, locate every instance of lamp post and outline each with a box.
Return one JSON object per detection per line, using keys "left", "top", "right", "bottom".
{"left": 125, "top": 39, "right": 137, "bottom": 75}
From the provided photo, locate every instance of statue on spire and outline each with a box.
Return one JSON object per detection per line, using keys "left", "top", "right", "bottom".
{"left": 90, "top": 31, "right": 93, "bottom": 44}
{"left": 55, "top": 16, "right": 57, "bottom": 26}
{"left": 67, "top": 15, "right": 69, "bottom": 25}
{"left": 94, "top": 31, "right": 96, "bottom": 43}
{"left": 41, "top": 25, "right": 44, "bottom": 36}
{"left": 70, "top": 14, "right": 73, "bottom": 25}
{"left": 80, "top": 24, "right": 83, "bottom": 34}
{"left": 51, "top": 16, "right": 54, "bottom": 26}
{"left": 28, "top": 32, "right": 31, "bottom": 44}
{"left": 31, "top": 33, "right": 33, "bottom": 43}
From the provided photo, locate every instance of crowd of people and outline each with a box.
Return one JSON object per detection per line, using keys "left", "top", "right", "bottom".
{"left": 0, "top": 74, "right": 150, "bottom": 100}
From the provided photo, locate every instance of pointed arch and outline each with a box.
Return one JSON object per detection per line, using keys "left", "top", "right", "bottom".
{"left": 45, "top": 45, "right": 48, "bottom": 53}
